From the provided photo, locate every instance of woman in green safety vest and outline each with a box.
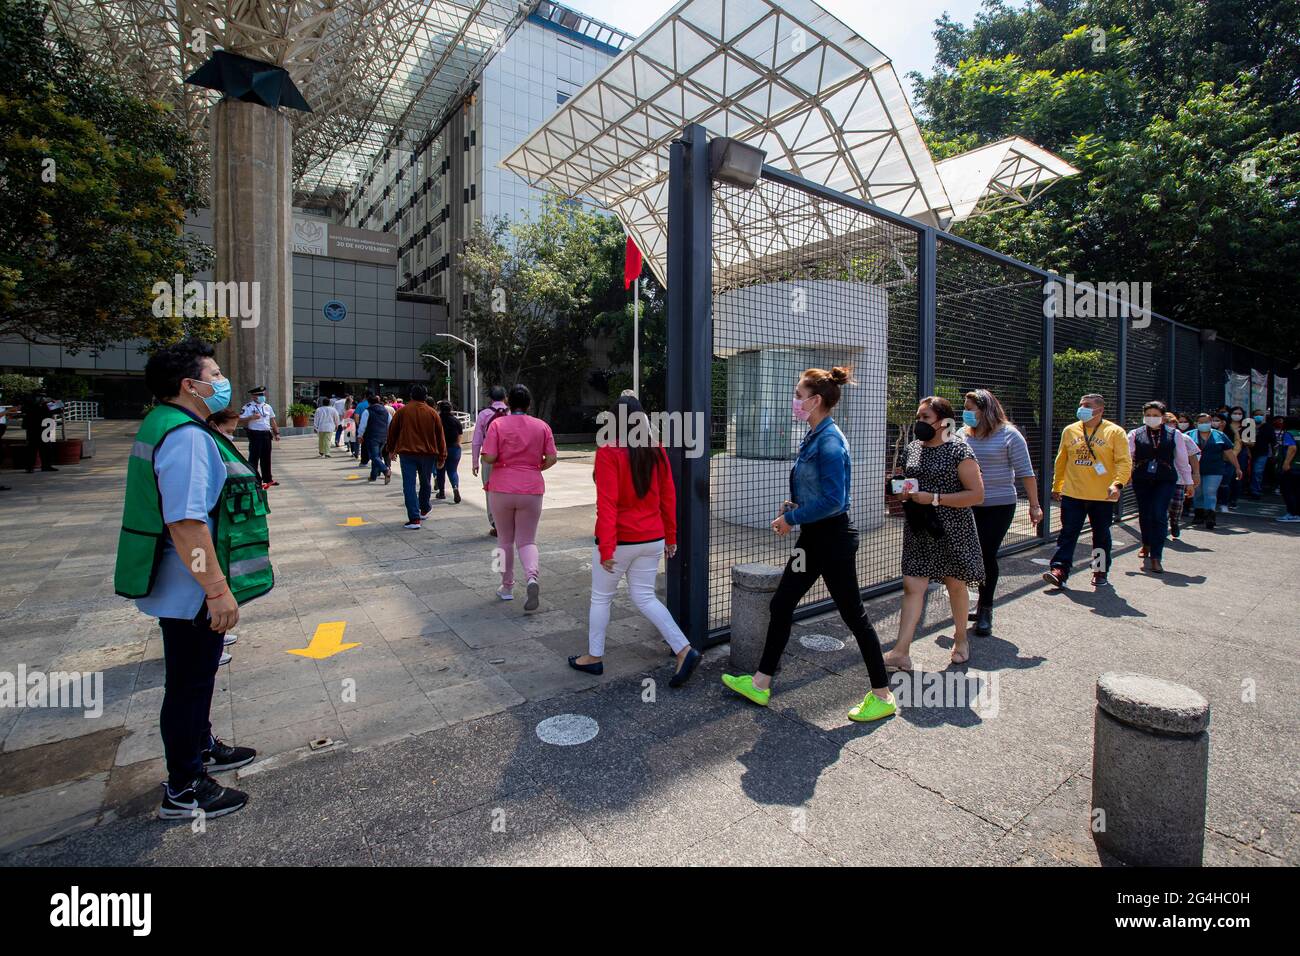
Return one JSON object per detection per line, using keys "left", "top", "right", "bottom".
{"left": 115, "top": 339, "right": 273, "bottom": 823}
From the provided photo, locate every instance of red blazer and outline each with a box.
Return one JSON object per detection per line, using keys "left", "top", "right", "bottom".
{"left": 593, "top": 444, "right": 676, "bottom": 562}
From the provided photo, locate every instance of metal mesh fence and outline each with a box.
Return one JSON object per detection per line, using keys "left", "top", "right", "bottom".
{"left": 686, "top": 166, "right": 1294, "bottom": 637}
{"left": 934, "top": 237, "right": 1044, "bottom": 550}
{"left": 709, "top": 177, "right": 918, "bottom": 632}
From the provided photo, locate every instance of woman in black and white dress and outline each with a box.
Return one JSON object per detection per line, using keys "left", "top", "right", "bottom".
{"left": 884, "top": 396, "right": 985, "bottom": 669}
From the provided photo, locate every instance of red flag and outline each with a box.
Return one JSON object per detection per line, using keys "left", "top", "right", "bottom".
{"left": 623, "top": 234, "right": 642, "bottom": 290}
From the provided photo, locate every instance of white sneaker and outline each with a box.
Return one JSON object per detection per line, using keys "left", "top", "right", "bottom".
{"left": 1277, "top": 514, "right": 1300, "bottom": 523}
{"left": 223, "top": 633, "right": 238, "bottom": 647}
{"left": 1218, "top": 505, "right": 1229, "bottom": 513}
{"left": 497, "top": 586, "right": 514, "bottom": 601}
{"left": 218, "top": 652, "right": 232, "bottom": 666}
{"left": 403, "top": 521, "right": 421, "bottom": 530}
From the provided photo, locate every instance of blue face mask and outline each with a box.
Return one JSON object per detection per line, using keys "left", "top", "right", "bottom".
{"left": 193, "top": 377, "right": 231, "bottom": 414}
{"left": 1197, "top": 422, "right": 1212, "bottom": 433}
{"left": 1254, "top": 415, "right": 1264, "bottom": 424}
{"left": 1076, "top": 406, "right": 1095, "bottom": 422}
{"left": 962, "top": 409, "right": 979, "bottom": 428}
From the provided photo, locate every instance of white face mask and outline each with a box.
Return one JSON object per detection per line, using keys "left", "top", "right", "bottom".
{"left": 1144, "top": 416, "right": 1164, "bottom": 428}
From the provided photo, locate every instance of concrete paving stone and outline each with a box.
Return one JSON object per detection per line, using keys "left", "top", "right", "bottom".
{"left": 235, "top": 712, "right": 347, "bottom": 761}
{"left": 428, "top": 675, "right": 525, "bottom": 724}
{"left": 227, "top": 658, "right": 324, "bottom": 702}
{"left": 367, "top": 788, "right": 605, "bottom": 866}
{"left": 100, "top": 757, "right": 167, "bottom": 823}
{"left": 405, "top": 650, "right": 500, "bottom": 694}
{"left": 1202, "top": 830, "right": 1288, "bottom": 866}
{"left": 2, "top": 690, "right": 130, "bottom": 751}
{"left": 0, "top": 772, "right": 108, "bottom": 853}
{"left": 519, "top": 608, "right": 585, "bottom": 637}
{"left": 234, "top": 684, "right": 338, "bottom": 738}
{"left": 336, "top": 693, "right": 446, "bottom": 747}
{"left": 112, "top": 724, "right": 166, "bottom": 767}
{"left": 372, "top": 611, "right": 451, "bottom": 641}
{"left": 442, "top": 613, "right": 533, "bottom": 650}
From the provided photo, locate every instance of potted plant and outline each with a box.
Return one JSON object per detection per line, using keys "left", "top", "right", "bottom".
{"left": 288, "top": 402, "right": 313, "bottom": 427}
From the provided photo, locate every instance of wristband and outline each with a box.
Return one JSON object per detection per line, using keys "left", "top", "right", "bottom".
{"left": 205, "top": 586, "right": 229, "bottom": 601}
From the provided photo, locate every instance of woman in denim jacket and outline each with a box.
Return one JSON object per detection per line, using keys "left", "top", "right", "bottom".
{"left": 722, "top": 366, "right": 895, "bottom": 723}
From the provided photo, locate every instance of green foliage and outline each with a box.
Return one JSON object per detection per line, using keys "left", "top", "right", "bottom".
{"left": 418, "top": 338, "right": 458, "bottom": 404}
{"left": 287, "top": 402, "right": 314, "bottom": 419}
{"left": 41, "top": 371, "right": 89, "bottom": 398}
{"left": 1027, "top": 347, "right": 1117, "bottom": 421}
{"left": 912, "top": 0, "right": 1300, "bottom": 361}
{"left": 0, "top": 0, "right": 220, "bottom": 351}
{"left": 458, "top": 196, "right": 628, "bottom": 418}
{"left": 0, "top": 372, "right": 41, "bottom": 400}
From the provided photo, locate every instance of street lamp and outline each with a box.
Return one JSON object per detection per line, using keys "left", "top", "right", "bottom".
{"left": 420, "top": 354, "right": 452, "bottom": 404}
{"left": 436, "top": 332, "right": 478, "bottom": 412}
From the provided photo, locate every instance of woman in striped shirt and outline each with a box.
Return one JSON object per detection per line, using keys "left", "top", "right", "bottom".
{"left": 960, "top": 389, "right": 1041, "bottom": 636}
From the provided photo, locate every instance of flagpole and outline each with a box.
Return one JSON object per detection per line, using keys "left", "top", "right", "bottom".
{"left": 633, "top": 277, "right": 640, "bottom": 395}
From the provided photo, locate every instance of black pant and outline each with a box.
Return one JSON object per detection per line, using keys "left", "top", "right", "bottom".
{"left": 158, "top": 608, "right": 224, "bottom": 788}
{"left": 24, "top": 428, "right": 55, "bottom": 471}
{"left": 1132, "top": 478, "right": 1178, "bottom": 560}
{"left": 758, "top": 513, "right": 889, "bottom": 689}
{"left": 1050, "top": 495, "right": 1114, "bottom": 579}
{"left": 1281, "top": 468, "right": 1300, "bottom": 516}
{"left": 972, "top": 503, "right": 1016, "bottom": 606}
{"left": 248, "top": 430, "right": 273, "bottom": 483}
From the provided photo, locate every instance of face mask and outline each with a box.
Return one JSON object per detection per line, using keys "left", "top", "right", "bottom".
{"left": 962, "top": 409, "right": 979, "bottom": 428}
{"left": 1197, "top": 423, "right": 1212, "bottom": 433}
{"left": 1076, "top": 406, "right": 1094, "bottom": 422}
{"left": 1254, "top": 416, "right": 1264, "bottom": 424}
{"left": 1143, "top": 416, "right": 1163, "bottom": 428}
{"left": 1231, "top": 413, "right": 1243, "bottom": 421}
{"left": 1211, "top": 422, "right": 1225, "bottom": 431}
{"left": 792, "top": 396, "right": 811, "bottom": 422}
{"left": 1177, "top": 422, "right": 1190, "bottom": 431}
{"left": 913, "top": 420, "right": 937, "bottom": 441}
{"left": 255, "top": 395, "right": 265, "bottom": 405}
{"left": 192, "top": 377, "right": 231, "bottom": 414}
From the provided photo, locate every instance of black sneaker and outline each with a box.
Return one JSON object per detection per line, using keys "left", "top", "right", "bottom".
{"left": 158, "top": 774, "right": 248, "bottom": 820}
{"left": 453, "top": 488, "right": 461, "bottom": 503}
{"left": 203, "top": 736, "right": 256, "bottom": 773}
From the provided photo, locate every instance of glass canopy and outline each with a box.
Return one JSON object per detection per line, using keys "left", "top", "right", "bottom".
{"left": 45, "top": 0, "right": 532, "bottom": 201}
{"left": 502, "top": 0, "right": 1079, "bottom": 285}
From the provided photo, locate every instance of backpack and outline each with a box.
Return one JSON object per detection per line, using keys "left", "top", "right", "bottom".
{"left": 480, "top": 405, "right": 507, "bottom": 427}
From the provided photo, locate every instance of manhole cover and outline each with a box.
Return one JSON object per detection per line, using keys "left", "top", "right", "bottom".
{"left": 535, "top": 714, "right": 599, "bottom": 746}
{"left": 798, "top": 633, "right": 845, "bottom": 652}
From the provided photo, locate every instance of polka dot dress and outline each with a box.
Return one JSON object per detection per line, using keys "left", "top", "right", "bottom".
{"left": 901, "top": 439, "right": 986, "bottom": 585}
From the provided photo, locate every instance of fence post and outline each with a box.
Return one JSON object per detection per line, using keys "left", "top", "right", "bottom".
{"left": 1166, "top": 319, "right": 1177, "bottom": 409}
{"left": 1040, "top": 277, "right": 1055, "bottom": 538}
{"left": 917, "top": 227, "right": 937, "bottom": 399}
{"left": 1115, "top": 313, "right": 1128, "bottom": 520}
{"left": 665, "top": 122, "right": 713, "bottom": 646}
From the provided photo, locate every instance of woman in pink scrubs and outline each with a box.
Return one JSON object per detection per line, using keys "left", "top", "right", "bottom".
{"left": 481, "top": 384, "right": 558, "bottom": 611}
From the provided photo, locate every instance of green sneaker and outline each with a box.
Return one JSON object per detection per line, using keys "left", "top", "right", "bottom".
{"left": 721, "top": 673, "right": 770, "bottom": 706}
{"left": 848, "top": 691, "right": 897, "bottom": 723}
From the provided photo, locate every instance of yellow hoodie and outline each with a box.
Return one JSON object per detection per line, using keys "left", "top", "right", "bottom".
{"left": 1052, "top": 418, "right": 1132, "bottom": 500}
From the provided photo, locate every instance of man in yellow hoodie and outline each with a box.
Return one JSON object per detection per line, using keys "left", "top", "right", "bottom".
{"left": 1044, "top": 392, "right": 1132, "bottom": 588}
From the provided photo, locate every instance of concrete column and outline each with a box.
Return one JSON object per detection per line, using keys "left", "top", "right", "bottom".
{"left": 210, "top": 99, "right": 293, "bottom": 419}
{"left": 1091, "top": 671, "right": 1210, "bottom": 866}
{"left": 729, "top": 564, "right": 784, "bottom": 672}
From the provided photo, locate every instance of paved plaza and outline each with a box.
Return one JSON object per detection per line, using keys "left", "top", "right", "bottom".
{"left": 0, "top": 428, "right": 1296, "bottom": 866}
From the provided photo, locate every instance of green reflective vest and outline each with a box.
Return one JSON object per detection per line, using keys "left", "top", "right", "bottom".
{"left": 115, "top": 403, "right": 274, "bottom": 605}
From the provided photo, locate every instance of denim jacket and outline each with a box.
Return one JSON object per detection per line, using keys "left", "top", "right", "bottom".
{"left": 786, "top": 416, "right": 851, "bottom": 526}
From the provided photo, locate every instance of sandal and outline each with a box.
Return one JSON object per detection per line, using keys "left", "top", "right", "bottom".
{"left": 882, "top": 651, "right": 913, "bottom": 672}
{"left": 950, "top": 640, "right": 971, "bottom": 665}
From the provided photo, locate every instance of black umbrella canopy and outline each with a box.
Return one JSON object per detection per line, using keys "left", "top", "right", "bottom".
{"left": 185, "top": 50, "right": 312, "bottom": 113}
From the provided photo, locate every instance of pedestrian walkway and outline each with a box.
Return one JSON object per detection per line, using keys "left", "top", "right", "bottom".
{"left": 0, "top": 431, "right": 1295, "bottom": 864}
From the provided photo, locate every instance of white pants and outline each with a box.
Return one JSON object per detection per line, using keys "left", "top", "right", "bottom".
{"left": 587, "top": 541, "right": 689, "bottom": 657}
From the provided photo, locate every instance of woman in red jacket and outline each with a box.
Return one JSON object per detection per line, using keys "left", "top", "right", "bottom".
{"left": 569, "top": 395, "right": 701, "bottom": 687}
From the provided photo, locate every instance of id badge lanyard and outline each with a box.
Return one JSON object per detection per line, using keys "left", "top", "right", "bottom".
{"left": 1082, "top": 420, "right": 1105, "bottom": 475}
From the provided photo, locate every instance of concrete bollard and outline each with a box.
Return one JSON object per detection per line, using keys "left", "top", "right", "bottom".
{"left": 729, "top": 564, "right": 785, "bottom": 673}
{"left": 1091, "top": 672, "right": 1210, "bottom": 866}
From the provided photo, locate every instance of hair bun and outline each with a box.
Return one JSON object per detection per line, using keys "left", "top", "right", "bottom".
{"left": 830, "top": 365, "right": 852, "bottom": 385}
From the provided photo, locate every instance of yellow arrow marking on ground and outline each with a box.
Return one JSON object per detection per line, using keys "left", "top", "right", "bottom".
{"left": 338, "top": 516, "right": 368, "bottom": 526}
{"left": 344, "top": 475, "right": 361, "bottom": 480}
{"left": 287, "top": 622, "right": 360, "bottom": 660}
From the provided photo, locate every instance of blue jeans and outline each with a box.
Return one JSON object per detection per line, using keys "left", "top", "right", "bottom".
{"left": 1050, "top": 495, "right": 1114, "bottom": 579}
{"left": 367, "top": 437, "right": 389, "bottom": 480}
{"left": 436, "top": 443, "right": 462, "bottom": 493}
{"left": 400, "top": 453, "right": 435, "bottom": 522}
{"left": 1194, "top": 472, "right": 1223, "bottom": 511}
{"left": 1250, "top": 451, "right": 1267, "bottom": 495}
{"left": 1133, "top": 479, "right": 1177, "bottom": 560}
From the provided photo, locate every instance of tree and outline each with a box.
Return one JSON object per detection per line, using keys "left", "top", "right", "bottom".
{"left": 457, "top": 197, "right": 624, "bottom": 420}
{"left": 911, "top": 0, "right": 1300, "bottom": 361}
{"left": 0, "top": 0, "right": 221, "bottom": 351}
